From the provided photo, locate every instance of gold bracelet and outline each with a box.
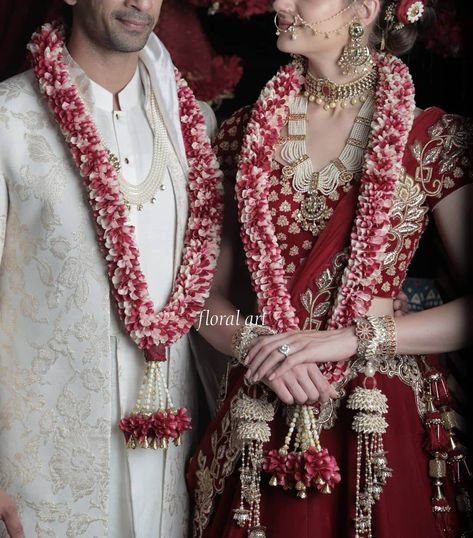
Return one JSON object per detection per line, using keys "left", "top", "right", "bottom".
{"left": 353, "top": 316, "right": 377, "bottom": 361}
{"left": 231, "top": 324, "right": 275, "bottom": 363}
{"left": 353, "top": 315, "right": 397, "bottom": 361}
{"left": 370, "top": 315, "right": 397, "bottom": 360}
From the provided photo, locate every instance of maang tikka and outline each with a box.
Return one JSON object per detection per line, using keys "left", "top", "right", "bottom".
{"left": 338, "top": 21, "right": 374, "bottom": 75}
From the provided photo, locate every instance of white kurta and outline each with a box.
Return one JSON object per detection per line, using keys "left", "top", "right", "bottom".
{"left": 0, "top": 35, "right": 216, "bottom": 538}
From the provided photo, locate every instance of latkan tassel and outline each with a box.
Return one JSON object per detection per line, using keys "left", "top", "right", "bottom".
{"left": 430, "top": 455, "right": 454, "bottom": 537}
{"left": 232, "top": 391, "right": 274, "bottom": 536}
{"left": 347, "top": 380, "right": 390, "bottom": 538}
{"left": 432, "top": 492, "right": 454, "bottom": 538}
{"left": 262, "top": 405, "right": 340, "bottom": 498}
{"left": 427, "top": 368, "right": 451, "bottom": 407}
{"left": 424, "top": 410, "right": 451, "bottom": 452}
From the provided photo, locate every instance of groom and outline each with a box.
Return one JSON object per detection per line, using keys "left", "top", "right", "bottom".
{"left": 0, "top": 1, "right": 219, "bottom": 536}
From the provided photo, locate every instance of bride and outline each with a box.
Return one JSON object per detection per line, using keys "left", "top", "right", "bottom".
{"left": 189, "top": 0, "right": 472, "bottom": 536}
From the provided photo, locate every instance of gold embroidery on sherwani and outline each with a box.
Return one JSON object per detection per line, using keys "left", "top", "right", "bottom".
{"left": 0, "top": 106, "right": 9, "bottom": 128}
{"left": 192, "top": 392, "right": 242, "bottom": 538}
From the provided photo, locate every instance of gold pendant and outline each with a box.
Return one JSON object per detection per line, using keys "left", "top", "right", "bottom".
{"left": 295, "top": 192, "right": 333, "bottom": 236}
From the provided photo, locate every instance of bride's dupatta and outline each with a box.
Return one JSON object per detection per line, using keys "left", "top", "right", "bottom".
{"left": 289, "top": 184, "right": 359, "bottom": 330}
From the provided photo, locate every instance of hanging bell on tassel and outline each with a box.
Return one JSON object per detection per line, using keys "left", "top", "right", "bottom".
{"left": 447, "top": 433, "right": 471, "bottom": 484}
{"left": 322, "top": 483, "right": 332, "bottom": 495}
{"left": 249, "top": 526, "right": 267, "bottom": 538}
{"left": 295, "top": 480, "right": 307, "bottom": 499}
{"left": 126, "top": 435, "right": 137, "bottom": 449}
{"left": 424, "top": 402, "right": 451, "bottom": 453}
{"left": 426, "top": 368, "right": 451, "bottom": 407}
{"left": 232, "top": 508, "right": 251, "bottom": 527}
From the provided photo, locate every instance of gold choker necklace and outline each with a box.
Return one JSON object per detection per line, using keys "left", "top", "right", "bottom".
{"left": 303, "top": 69, "right": 377, "bottom": 110}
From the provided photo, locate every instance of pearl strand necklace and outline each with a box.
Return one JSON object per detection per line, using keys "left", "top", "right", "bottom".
{"left": 112, "top": 91, "right": 168, "bottom": 211}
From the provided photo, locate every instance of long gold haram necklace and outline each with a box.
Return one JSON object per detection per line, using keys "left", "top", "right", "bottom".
{"left": 279, "top": 93, "right": 375, "bottom": 236}
{"left": 106, "top": 91, "right": 168, "bottom": 211}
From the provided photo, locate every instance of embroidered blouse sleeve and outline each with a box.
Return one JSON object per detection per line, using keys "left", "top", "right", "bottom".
{"left": 198, "top": 100, "right": 218, "bottom": 142}
{"left": 213, "top": 106, "right": 252, "bottom": 186}
{"left": 408, "top": 109, "right": 473, "bottom": 210}
{"left": 0, "top": 172, "right": 7, "bottom": 266}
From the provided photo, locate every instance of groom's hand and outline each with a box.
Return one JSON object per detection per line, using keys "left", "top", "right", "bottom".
{"left": 0, "top": 489, "right": 25, "bottom": 538}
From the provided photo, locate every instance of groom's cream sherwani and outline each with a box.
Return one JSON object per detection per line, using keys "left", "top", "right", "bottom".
{"left": 0, "top": 33, "right": 216, "bottom": 538}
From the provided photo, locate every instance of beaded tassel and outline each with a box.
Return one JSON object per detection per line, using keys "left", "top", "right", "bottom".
{"left": 347, "top": 370, "right": 391, "bottom": 538}
{"left": 232, "top": 391, "right": 275, "bottom": 537}
{"left": 422, "top": 365, "right": 471, "bottom": 535}
{"left": 119, "top": 349, "right": 191, "bottom": 449}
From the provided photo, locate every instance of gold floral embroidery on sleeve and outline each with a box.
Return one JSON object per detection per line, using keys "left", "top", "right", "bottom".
{"left": 383, "top": 168, "right": 428, "bottom": 268}
{"left": 410, "top": 114, "right": 472, "bottom": 199}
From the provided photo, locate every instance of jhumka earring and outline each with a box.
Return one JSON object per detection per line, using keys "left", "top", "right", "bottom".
{"left": 337, "top": 21, "right": 374, "bottom": 75}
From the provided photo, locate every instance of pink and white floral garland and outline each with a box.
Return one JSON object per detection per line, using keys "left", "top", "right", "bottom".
{"left": 28, "top": 22, "right": 223, "bottom": 444}
{"left": 235, "top": 53, "right": 415, "bottom": 385}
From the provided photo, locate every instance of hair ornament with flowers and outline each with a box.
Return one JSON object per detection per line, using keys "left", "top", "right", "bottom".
{"left": 385, "top": 0, "right": 426, "bottom": 29}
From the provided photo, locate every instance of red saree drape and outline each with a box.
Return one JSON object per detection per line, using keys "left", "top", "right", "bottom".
{"left": 187, "top": 124, "right": 463, "bottom": 537}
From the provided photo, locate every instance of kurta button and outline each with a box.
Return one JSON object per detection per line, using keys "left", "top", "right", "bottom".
{"left": 115, "top": 113, "right": 119, "bottom": 120}
{"left": 124, "top": 157, "right": 130, "bottom": 164}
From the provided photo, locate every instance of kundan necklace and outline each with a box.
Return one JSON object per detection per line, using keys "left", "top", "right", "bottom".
{"left": 303, "top": 68, "right": 377, "bottom": 110}
{"left": 29, "top": 22, "right": 223, "bottom": 450}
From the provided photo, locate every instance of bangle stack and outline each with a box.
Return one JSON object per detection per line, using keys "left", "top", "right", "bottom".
{"left": 231, "top": 324, "right": 275, "bottom": 363}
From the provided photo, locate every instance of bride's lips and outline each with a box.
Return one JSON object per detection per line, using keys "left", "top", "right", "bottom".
{"left": 278, "top": 22, "right": 291, "bottom": 30}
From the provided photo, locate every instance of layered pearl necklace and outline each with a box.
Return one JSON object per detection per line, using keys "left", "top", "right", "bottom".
{"left": 280, "top": 91, "right": 374, "bottom": 236}
{"left": 117, "top": 92, "right": 168, "bottom": 211}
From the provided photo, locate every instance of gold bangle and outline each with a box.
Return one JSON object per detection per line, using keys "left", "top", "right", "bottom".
{"left": 231, "top": 324, "right": 275, "bottom": 363}
{"left": 353, "top": 316, "right": 377, "bottom": 361}
{"left": 353, "top": 315, "right": 397, "bottom": 361}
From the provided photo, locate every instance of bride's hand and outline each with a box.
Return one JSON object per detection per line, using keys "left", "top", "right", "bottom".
{"left": 261, "top": 362, "right": 338, "bottom": 405}
{"left": 244, "top": 328, "right": 357, "bottom": 383}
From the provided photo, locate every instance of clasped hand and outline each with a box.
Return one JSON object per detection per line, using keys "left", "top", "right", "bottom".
{"left": 244, "top": 327, "right": 357, "bottom": 405}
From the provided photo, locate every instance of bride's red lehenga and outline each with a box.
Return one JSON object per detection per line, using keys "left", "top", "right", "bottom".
{"left": 187, "top": 62, "right": 472, "bottom": 537}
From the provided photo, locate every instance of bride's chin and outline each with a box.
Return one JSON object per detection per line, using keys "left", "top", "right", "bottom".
{"left": 276, "top": 37, "right": 300, "bottom": 54}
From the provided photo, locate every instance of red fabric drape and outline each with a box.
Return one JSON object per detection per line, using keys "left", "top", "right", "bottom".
{"left": 0, "top": 0, "right": 62, "bottom": 81}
